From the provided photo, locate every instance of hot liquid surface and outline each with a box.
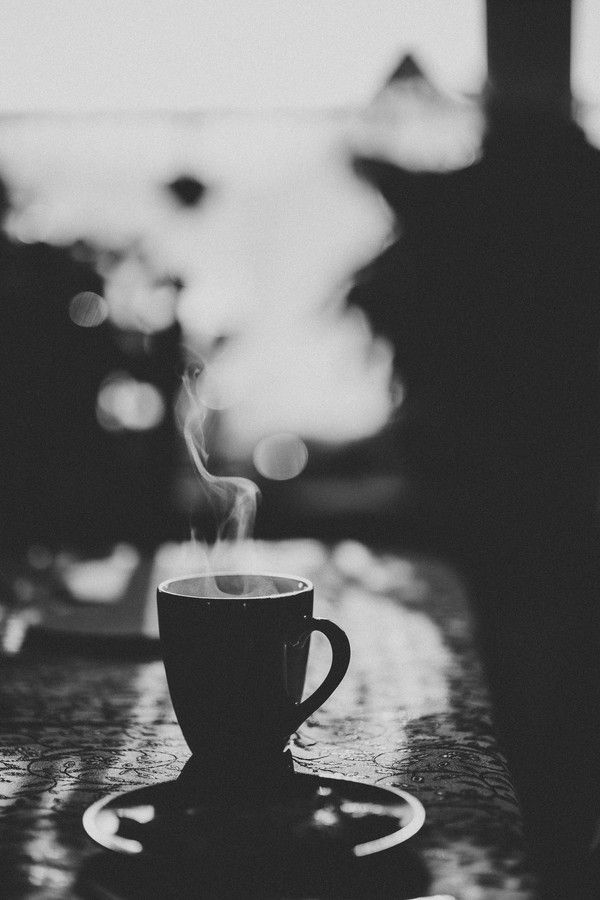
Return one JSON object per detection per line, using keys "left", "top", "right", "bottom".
{"left": 162, "top": 573, "right": 309, "bottom": 599}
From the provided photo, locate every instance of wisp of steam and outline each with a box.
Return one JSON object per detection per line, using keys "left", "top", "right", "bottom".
{"left": 183, "top": 366, "right": 259, "bottom": 544}
{"left": 181, "top": 365, "right": 278, "bottom": 598}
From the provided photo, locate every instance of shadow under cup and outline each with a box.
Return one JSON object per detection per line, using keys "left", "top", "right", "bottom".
{"left": 157, "top": 574, "right": 351, "bottom": 780}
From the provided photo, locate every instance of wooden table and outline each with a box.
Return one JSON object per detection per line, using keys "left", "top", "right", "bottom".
{"left": 0, "top": 541, "right": 532, "bottom": 898}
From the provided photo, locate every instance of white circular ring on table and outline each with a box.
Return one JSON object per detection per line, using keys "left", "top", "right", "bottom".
{"left": 83, "top": 774, "right": 425, "bottom": 859}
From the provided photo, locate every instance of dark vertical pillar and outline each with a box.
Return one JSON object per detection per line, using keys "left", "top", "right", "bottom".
{"left": 478, "top": 2, "right": 600, "bottom": 897}
{"left": 486, "top": 0, "right": 572, "bottom": 118}
{"left": 355, "top": 3, "right": 600, "bottom": 896}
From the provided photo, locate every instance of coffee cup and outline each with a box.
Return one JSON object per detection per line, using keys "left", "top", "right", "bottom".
{"left": 157, "top": 573, "right": 350, "bottom": 782}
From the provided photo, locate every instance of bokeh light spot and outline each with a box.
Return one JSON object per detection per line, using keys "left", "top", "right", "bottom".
{"left": 253, "top": 433, "right": 308, "bottom": 481}
{"left": 96, "top": 374, "right": 166, "bottom": 432}
{"left": 69, "top": 291, "right": 108, "bottom": 327}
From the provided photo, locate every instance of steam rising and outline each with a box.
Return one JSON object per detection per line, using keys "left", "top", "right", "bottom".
{"left": 182, "top": 367, "right": 259, "bottom": 543}
{"left": 177, "top": 364, "right": 286, "bottom": 597}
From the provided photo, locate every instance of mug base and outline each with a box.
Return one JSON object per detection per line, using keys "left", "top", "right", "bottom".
{"left": 176, "top": 748, "right": 296, "bottom": 802}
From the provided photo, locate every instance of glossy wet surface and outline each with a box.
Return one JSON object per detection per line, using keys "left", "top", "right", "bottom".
{"left": 0, "top": 540, "right": 533, "bottom": 898}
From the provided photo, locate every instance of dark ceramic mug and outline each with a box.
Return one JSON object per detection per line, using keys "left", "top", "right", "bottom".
{"left": 157, "top": 573, "right": 351, "bottom": 780}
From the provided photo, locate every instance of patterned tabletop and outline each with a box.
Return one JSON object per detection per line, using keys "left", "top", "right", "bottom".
{"left": 0, "top": 541, "right": 533, "bottom": 899}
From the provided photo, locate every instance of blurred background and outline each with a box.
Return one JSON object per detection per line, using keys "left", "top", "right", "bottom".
{"left": 0, "top": 0, "right": 488, "bottom": 565}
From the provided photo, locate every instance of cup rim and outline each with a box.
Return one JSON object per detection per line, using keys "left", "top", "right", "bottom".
{"left": 157, "top": 572, "right": 313, "bottom": 600}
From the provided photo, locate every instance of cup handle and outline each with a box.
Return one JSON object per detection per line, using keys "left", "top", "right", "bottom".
{"left": 288, "top": 617, "right": 351, "bottom": 731}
